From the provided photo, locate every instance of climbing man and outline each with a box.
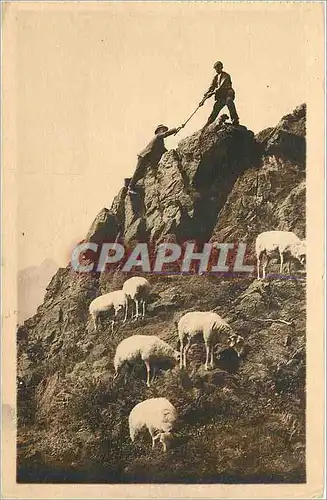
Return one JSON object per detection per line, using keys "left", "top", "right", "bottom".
{"left": 200, "top": 61, "right": 239, "bottom": 128}
{"left": 127, "top": 123, "right": 183, "bottom": 195}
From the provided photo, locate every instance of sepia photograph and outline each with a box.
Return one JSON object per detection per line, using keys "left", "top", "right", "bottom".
{"left": 1, "top": 1, "right": 325, "bottom": 498}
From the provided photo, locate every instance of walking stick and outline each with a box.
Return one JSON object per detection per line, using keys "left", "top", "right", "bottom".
{"left": 181, "top": 104, "right": 202, "bottom": 128}
{"left": 181, "top": 91, "right": 216, "bottom": 129}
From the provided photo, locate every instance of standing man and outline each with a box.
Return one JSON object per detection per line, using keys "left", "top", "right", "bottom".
{"left": 200, "top": 61, "right": 239, "bottom": 127}
{"left": 127, "top": 123, "right": 183, "bottom": 195}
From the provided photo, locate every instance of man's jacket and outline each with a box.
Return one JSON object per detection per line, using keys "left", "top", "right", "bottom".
{"left": 204, "top": 71, "right": 234, "bottom": 100}
{"left": 138, "top": 128, "right": 177, "bottom": 165}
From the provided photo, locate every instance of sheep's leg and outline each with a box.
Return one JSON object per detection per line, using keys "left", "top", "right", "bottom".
{"left": 279, "top": 251, "right": 284, "bottom": 275}
{"left": 160, "top": 433, "right": 168, "bottom": 453}
{"left": 179, "top": 340, "right": 184, "bottom": 369}
{"left": 287, "top": 260, "right": 291, "bottom": 275}
{"left": 123, "top": 299, "right": 128, "bottom": 323}
{"left": 142, "top": 300, "right": 146, "bottom": 319}
{"left": 262, "top": 254, "right": 268, "bottom": 279}
{"left": 114, "top": 307, "right": 121, "bottom": 327}
{"left": 256, "top": 256, "right": 261, "bottom": 280}
{"left": 210, "top": 345, "right": 214, "bottom": 369}
{"left": 135, "top": 300, "right": 139, "bottom": 320}
{"left": 145, "top": 359, "right": 151, "bottom": 387}
{"left": 205, "top": 342, "right": 210, "bottom": 370}
{"left": 130, "top": 428, "right": 136, "bottom": 442}
{"left": 91, "top": 312, "right": 97, "bottom": 331}
{"left": 149, "top": 428, "right": 160, "bottom": 449}
{"left": 183, "top": 339, "right": 191, "bottom": 370}
{"left": 183, "top": 346, "right": 187, "bottom": 369}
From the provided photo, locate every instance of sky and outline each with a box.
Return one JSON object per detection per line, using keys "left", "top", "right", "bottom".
{"left": 11, "top": 2, "right": 320, "bottom": 270}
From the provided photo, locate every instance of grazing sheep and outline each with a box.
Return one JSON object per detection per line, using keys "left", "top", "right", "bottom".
{"left": 255, "top": 230, "right": 306, "bottom": 279}
{"left": 122, "top": 277, "right": 151, "bottom": 322}
{"left": 89, "top": 290, "right": 127, "bottom": 332}
{"left": 113, "top": 334, "right": 180, "bottom": 387}
{"left": 177, "top": 311, "right": 245, "bottom": 370}
{"left": 129, "top": 397, "right": 178, "bottom": 452}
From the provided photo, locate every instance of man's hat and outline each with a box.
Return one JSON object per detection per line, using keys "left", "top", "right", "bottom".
{"left": 155, "top": 124, "right": 169, "bottom": 134}
{"left": 213, "top": 60, "right": 223, "bottom": 69}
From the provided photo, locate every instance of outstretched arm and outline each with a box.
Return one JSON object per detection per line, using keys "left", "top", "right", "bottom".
{"left": 199, "top": 75, "right": 217, "bottom": 105}
{"left": 157, "top": 126, "right": 184, "bottom": 138}
{"left": 160, "top": 128, "right": 178, "bottom": 138}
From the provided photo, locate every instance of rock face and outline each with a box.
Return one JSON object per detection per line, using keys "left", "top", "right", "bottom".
{"left": 92, "top": 122, "right": 258, "bottom": 245}
{"left": 17, "top": 105, "right": 306, "bottom": 484}
{"left": 85, "top": 208, "right": 122, "bottom": 243}
{"left": 88, "top": 106, "right": 305, "bottom": 250}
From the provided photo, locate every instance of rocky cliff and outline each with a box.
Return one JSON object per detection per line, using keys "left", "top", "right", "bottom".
{"left": 17, "top": 104, "right": 306, "bottom": 483}
{"left": 86, "top": 104, "right": 305, "bottom": 250}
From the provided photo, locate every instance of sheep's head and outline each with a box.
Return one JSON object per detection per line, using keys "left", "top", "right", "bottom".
{"left": 291, "top": 241, "right": 306, "bottom": 267}
{"left": 227, "top": 334, "right": 245, "bottom": 357}
{"left": 160, "top": 423, "right": 175, "bottom": 452}
{"left": 160, "top": 431, "right": 173, "bottom": 452}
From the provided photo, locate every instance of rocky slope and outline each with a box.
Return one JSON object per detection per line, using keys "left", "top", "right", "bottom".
{"left": 17, "top": 104, "right": 306, "bottom": 483}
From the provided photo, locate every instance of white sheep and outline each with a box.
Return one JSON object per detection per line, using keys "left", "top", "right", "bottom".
{"left": 113, "top": 334, "right": 180, "bottom": 387}
{"left": 129, "top": 397, "right": 178, "bottom": 452}
{"left": 89, "top": 290, "right": 127, "bottom": 332}
{"left": 255, "top": 230, "right": 306, "bottom": 279}
{"left": 177, "top": 311, "right": 245, "bottom": 371}
{"left": 122, "top": 277, "right": 151, "bottom": 322}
